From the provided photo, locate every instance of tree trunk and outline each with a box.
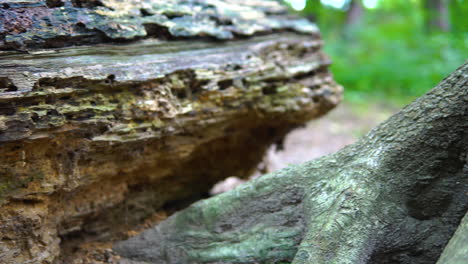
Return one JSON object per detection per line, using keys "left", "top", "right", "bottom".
{"left": 424, "top": 0, "right": 451, "bottom": 32}
{"left": 345, "top": 0, "right": 364, "bottom": 27}
{"left": 114, "top": 63, "right": 468, "bottom": 264}
{"left": 436, "top": 212, "right": 468, "bottom": 264}
{"left": 343, "top": 0, "right": 364, "bottom": 39}
{"left": 0, "top": 1, "right": 342, "bottom": 263}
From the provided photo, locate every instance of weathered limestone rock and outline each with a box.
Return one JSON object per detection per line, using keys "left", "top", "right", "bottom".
{"left": 0, "top": 0, "right": 318, "bottom": 50}
{"left": 0, "top": 1, "right": 342, "bottom": 263}
{"left": 114, "top": 64, "right": 467, "bottom": 264}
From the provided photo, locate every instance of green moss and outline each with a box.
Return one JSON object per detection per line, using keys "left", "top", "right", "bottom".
{"left": 0, "top": 170, "right": 45, "bottom": 203}
{"left": 0, "top": 182, "right": 10, "bottom": 202}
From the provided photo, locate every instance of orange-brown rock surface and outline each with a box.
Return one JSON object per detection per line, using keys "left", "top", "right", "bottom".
{"left": 0, "top": 1, "right": 342, "bottom": 263}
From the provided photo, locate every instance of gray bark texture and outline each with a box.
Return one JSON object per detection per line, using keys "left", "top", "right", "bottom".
{"left": 436, "top": 212, "right": 468, "bottom": 264}
{"left": 114, "top": 63, "right": 468, "bottom": 264}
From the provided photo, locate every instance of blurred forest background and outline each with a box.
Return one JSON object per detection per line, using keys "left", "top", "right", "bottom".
{"left": 236, "top": 0, "right": 468, "bottom": 175}
{"left": 284, "top": 0, "right": 467, "bottom": 106}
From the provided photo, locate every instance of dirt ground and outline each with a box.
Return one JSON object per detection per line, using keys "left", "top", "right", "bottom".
{"left": 265, "top": 102, "right": 397, "bottom": 170}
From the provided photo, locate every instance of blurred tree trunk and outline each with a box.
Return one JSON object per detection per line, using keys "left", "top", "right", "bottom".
{"left": 424, "top": 0, "right": 450, "bottom": 32}
{"left": 343, "top": 0, "right": 364, "bottom": 39}
{"left": 345, "top": 0, "right": 364, "bottom": 26}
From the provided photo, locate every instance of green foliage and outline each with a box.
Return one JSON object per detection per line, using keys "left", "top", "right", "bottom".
{"left": 450, "top": 0, "right": 468, "bottom": 33}
{"left": 295, "top": 0, "right": 468, "bottom": 106}
{"left": 325, "top": 27, "right": 466, "bottom": 105}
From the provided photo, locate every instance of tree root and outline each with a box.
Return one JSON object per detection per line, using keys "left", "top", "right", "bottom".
{"left": 114, "top": 64, "right": 468, "bottom": 264}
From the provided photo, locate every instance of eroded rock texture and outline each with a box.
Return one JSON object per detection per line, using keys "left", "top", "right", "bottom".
{"left": 0, "top": 1, "right": 341, "bottom": 263}
{"left": 0, "top": 0, "right": 317, "bottom": 50}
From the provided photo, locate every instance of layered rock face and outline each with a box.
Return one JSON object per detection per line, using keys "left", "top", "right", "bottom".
{"left": 0, "top": 1, "right": 342, "bottom": 263}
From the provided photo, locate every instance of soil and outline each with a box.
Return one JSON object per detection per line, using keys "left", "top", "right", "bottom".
{"left": 264, "top": 102, "right": 396, "bottom": 171}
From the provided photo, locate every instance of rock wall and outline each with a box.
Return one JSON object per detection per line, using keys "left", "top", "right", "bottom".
{"left": 0, "top": 1, "right": 342, "bottom": 263}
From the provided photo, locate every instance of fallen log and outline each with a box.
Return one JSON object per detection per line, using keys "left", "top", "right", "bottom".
{"left": 114, "top": 64, "right": 468, "bottom": 264}
{"left": 0, "top": 0, "right": 342, "bottom": 263}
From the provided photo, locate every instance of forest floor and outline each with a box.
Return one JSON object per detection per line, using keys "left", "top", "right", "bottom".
{"left": 264, "top": 101, "right": 397, "bottom": 171}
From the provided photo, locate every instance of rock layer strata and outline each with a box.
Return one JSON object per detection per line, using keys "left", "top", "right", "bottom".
{"left": 0, "top": 1, "right": 342, "bottom": 263}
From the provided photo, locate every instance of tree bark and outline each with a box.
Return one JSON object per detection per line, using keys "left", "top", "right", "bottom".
{"left": 424, "top": 0, "right": 451, "bottom": 32}
{"left": 345, "top": 0, "right": 364, "bottom": 27}
{"left": 342, "top": 0, "right": 364, "bottom": 40}
{"left": 114, "top": 63, "right": 468, "bottom": 264}
{"left": 436, "top": 212, "right": 468, "bottom": 264}
{"left": 0, "top": 1, "right": 342, "bottom": 263}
